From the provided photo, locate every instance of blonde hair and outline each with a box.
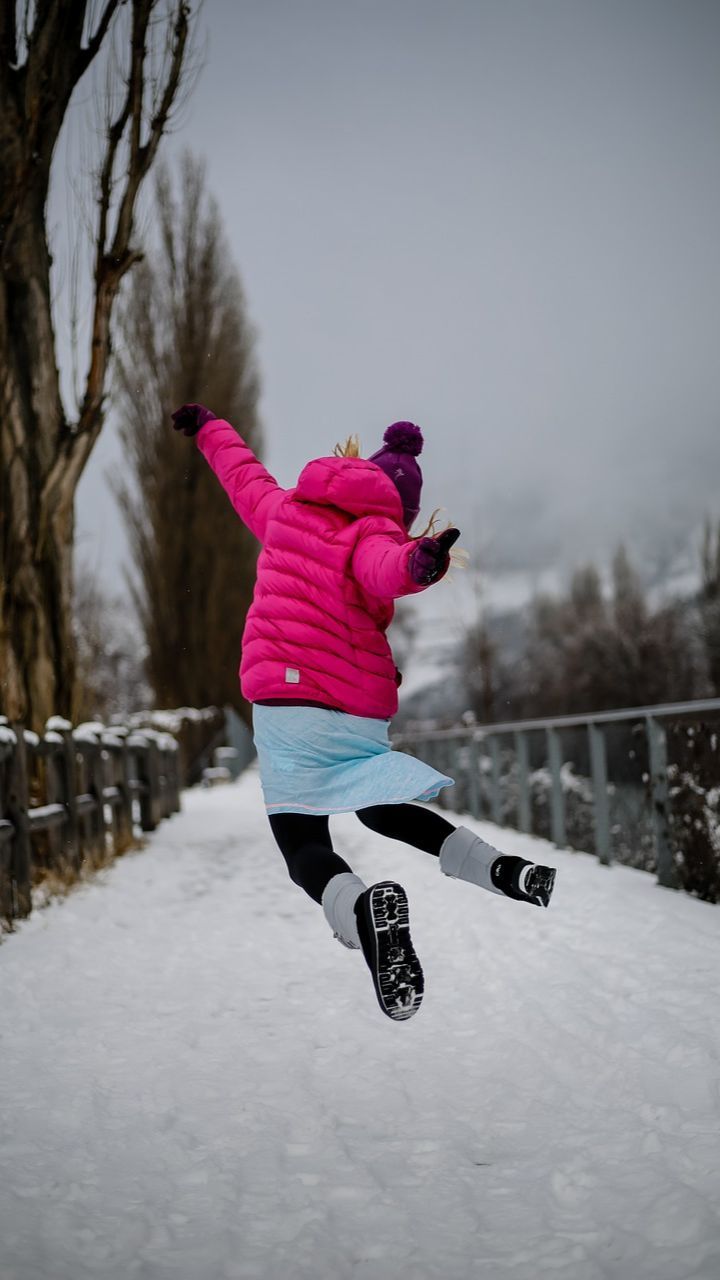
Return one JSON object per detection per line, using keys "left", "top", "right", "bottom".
{"left": 333, "top": 434, "right": 361, "bottom": 458}
{"left": 415, "top": 507, "right": 444, "bottom": 539}
{"left": 413, "top": 508, "right": 469, "bottom": 572}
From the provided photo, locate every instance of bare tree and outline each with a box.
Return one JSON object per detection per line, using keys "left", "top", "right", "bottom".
{"left": 113, "top": 153, "right": 262, "bottom": 719}
{"left": 0, "top": 1, "right": 195, "bottom": 730}
{"left": 514, "top": 548, "right": 705, "bottom": 717}
{"left": 465, "top": 566, "right": 505, "bottom": 723}
{"left": 74, "top": 565, "right": 151, "bottom": 722}
{"left": 463, "top": 620, "right": 498, "bottom": 722}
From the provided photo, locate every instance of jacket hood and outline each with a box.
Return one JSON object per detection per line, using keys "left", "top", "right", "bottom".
{"left": 293, "top": 456, "right": 405, "bottom": 523}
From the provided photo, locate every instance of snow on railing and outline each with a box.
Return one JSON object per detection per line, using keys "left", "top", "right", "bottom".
{"left": 0, "top": 707, "right": 226, "bottom": 927}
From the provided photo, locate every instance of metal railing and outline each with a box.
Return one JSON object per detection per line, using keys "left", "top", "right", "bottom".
{"left": 394, "top": 698, "right": 720, "bottom": 890}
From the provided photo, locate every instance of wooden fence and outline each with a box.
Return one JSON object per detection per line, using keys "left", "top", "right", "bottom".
{"left": 0, "top": 707, "right": 226, "bottom": 926}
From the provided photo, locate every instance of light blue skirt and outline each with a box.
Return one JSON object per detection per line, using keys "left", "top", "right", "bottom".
{"left": 252, "top": 704, "right": 454, "bottom": 815}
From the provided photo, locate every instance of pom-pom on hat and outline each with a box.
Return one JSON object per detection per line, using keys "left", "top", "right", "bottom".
{"left": 368, "top": 421, "right": 424, "bottom": 527}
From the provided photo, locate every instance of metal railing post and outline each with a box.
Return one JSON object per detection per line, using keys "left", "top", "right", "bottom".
{"left": 546, "top": 726, "right": 566, "bottom": 848}
{"left": 445, "top": 738, "right": 458, "bottom": 811}
{"left": 514, "top": 730, "right": 531, "bottom": 833}
{"left": 489, "top": 736, "right": 502, "bottom": 825}
{"left": 588, "top": 722, "right": 611, "bottom": 865}
{"left": 450, "top": 737, "right": 462, "bottom": 812}
{"left": 466, "top": 735, "right": 482, "bottom": 819}
{"left": 646, "top": 716, "right": 675, "bottom": 889}
{"left": 431, "top": 738, "right": 444, "bottom": 801}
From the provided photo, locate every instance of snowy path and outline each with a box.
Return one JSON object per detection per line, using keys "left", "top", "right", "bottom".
{"left": 1, "top": 771, "right": 720, "bottom": 1280}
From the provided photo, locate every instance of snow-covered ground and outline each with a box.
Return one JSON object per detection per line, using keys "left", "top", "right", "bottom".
{"left": 2, "top": 771, "right": 719, "bottom": 1280}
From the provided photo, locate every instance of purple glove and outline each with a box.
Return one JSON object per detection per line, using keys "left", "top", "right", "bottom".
{"left": 171, "top": 403, "right": 217, "bottom": 437}
{"left": 409, "top": 528, "right": 460, "bottom": 585}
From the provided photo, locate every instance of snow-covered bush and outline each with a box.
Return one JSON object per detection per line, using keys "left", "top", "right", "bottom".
{"left": 667, "top": 769, "right": 720, "bottom": 903}
{"left": 664, "top": 721, "right": 720, "bottom": 903}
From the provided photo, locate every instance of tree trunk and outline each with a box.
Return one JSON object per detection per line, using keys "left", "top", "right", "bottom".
{"left": 0, "top": 209, "right": 75, "bottom": 730}
{"left": 0, "top": 1, "right": 191, "bottom": 730}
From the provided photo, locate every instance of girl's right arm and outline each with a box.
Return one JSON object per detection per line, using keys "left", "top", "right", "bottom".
{"left": 195, "top": 417, "right": 285, "bottom": 543}
{"left": 351, "top": 525, "right": 460, "bottom": 599}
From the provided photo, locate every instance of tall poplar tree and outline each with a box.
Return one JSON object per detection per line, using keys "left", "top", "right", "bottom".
{"left": 114, "top": 154, "right": 262, "bottom": 719}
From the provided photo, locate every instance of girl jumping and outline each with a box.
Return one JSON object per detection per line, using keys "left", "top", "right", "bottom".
{"left": 171, "top": 405, "right": 556, "bottom": 1022}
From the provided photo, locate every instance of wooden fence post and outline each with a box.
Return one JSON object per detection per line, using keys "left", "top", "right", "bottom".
{"left": 136, "top": 738, "right": 158, "bottom": 833}
{"left": 59, "top": 728, "right": 82, "bottom": 871}
{"left": 86, "top": 741, "right": 107, "bottom": 863}
{"left": 170, "top": 745, "right": 181, "bottom": 813}
{"left": 7, "top": 725, "right": 32, "bottom": 918}
{"left": 72, "top": 727, "right": 109, "bottom": 865}
{"left": 157, "top": 738, "right": 174, "bottom": 819}
{"left": 1, "top": 726, "right": 18, "bottom": 921}
{"left": 115, "top": 733, "right": 134, "bottom": 851}
{"left": 43, "top": 745, "right": 65, "bottom": 870}
{"left": 149, "top": 737, "right": 163, "bottom": 827}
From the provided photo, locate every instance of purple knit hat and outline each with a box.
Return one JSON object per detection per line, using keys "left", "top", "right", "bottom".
{"left": 368, "top": 421, "right": 424, "bottom": 527}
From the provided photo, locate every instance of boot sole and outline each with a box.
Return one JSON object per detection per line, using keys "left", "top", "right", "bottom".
{"left": 524, "top": 865, "right": 556, "bottom": 908}
{"left": 360, "top": 882, "right": 424, "bottom": 1022}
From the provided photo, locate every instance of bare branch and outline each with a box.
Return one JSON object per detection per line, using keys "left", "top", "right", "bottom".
{"left": 73, "top": 1, "right": 188, "bottom": 445}
{"left": 108, "top": 1, "right": 190, "bottom": 265}
{"left": 74, "top": 0, "right": 189, "bottom": 441}
{"left": 95, "top": 1, "right": 151, "bottom": 268}
{"left": 76, "top": 0, "right": 123, "bottom": 73}
{"left": 39, "top": 0, "right": 192, "bottom": 531}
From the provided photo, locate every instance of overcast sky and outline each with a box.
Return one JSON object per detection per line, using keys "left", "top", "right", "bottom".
{"left": 75, "top": 0, "right": 720, "bottom": 586}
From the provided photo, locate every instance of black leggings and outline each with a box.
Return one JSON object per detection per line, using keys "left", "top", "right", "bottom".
{"left": 268, "top": 804, "right": 456, "bottom": 904}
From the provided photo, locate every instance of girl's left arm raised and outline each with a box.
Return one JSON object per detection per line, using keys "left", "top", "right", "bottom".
{"left": 196, "top": 417, "right": 285, "bottom": 544}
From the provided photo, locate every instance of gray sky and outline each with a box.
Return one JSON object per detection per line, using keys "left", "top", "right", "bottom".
{"left": 76, "top": 0, "right": 720, "bottom": 585}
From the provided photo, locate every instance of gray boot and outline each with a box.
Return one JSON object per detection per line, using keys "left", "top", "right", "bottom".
{"left": 439, "top": 826, "right": 557, "bottom": 907}
{"left": 321, "top": 872, "right": 367, "bottom": 949}
{"left": 438, "top": 826, "right": 506, "bottom": 895}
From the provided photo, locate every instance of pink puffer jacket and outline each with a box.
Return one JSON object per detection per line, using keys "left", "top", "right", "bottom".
{"left": 197, "top": 418, "right": 434, "bottom": 717}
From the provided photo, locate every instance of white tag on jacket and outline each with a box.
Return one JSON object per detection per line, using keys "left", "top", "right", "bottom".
{"left": 285, "top": 668, "right": 300, "bottom": 684}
